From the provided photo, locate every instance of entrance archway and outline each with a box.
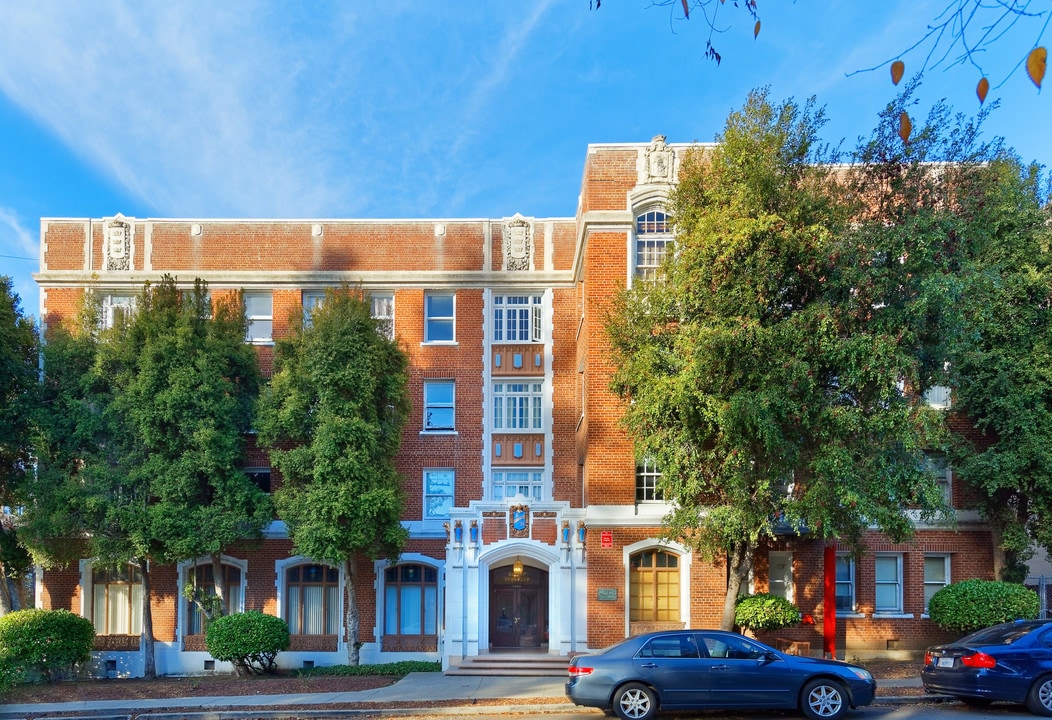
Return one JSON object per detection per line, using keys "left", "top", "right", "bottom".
{"left": 489, "top": 562, "right": 548, "bottom": 649}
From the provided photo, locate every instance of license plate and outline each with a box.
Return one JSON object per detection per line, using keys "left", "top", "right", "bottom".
{"left": 937, "top": 657, "right": 954, "bottom": 668}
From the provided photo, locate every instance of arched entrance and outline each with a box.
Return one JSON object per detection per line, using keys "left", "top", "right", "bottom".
{"left": 489, "top": 562, "right": 548, "bottom": 649}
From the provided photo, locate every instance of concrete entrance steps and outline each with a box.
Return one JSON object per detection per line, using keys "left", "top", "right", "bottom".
{"left": 446, "top": 652, "right": 570, "bottom": 677}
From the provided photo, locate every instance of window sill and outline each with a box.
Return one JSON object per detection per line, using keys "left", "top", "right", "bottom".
{"left": 421, "top": 341, "right": 458, "bottom": 347}
{"left": 836, "top": 613, "right": 866, "bottom": 619}
{"left": 420, "top": 430, "right": 458, "bottom": 436}
{"left": 872, "top": 612, "right": 914, "bottom": 619}
{"left": 246, "top": 340, "right": 274, "bottom": 346}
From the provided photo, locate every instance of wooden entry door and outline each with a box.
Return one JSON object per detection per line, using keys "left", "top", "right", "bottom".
{"left": 490, "top": 565, "right": 547, "bottom": 648}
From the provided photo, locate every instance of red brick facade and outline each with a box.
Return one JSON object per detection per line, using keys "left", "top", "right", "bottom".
{"left": 33, "top": 138, "right": 995, "bottom": 676}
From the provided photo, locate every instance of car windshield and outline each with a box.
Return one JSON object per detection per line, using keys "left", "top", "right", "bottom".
{"left": 963, "top": 623, "right": 1043, "bottom": 646}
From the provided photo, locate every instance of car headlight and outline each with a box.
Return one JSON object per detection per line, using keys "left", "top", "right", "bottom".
{"left": 849, "top": 668, "right": 874, "bottom": 682}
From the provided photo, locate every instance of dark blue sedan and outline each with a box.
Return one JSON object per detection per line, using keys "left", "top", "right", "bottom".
{"left": 565, "top": 629, "right": 876, "bottom": 720}
{"left": 922, "top": 618, "right": 1052, "bottom": 715}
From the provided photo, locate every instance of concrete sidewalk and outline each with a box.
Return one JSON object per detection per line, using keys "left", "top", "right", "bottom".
{"left": 0, "top": 672, "right": 930, "bottom": 718}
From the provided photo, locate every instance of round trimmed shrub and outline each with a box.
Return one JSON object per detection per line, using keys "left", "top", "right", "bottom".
{"left": 205, "top": 611, "right": 289, "bottom": 676}
{"left": 928, "top": 579, "right": 1039, "bottom": 633}
{"left": 0, "top": 608, "right": 95, "bottom": 682}
{"left": 735, "top": 593, "right": 801, "bottom": 633}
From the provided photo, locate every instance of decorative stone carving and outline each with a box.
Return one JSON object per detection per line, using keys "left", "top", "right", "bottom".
{"left": 509, "top": 504, "right": 530, "bottom": 539}
{"left": 640, "top": 135, "right": 675, "bottom": 185}
{"left": 105, "top": 214, "right": 132, "bottom": 271}
{"left": 503, "top": 214, "right": 532, "bottom": 271}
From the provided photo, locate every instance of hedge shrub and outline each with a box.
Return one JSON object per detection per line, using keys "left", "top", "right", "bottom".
{"left": 205, "top": 611, "right": 289, "bottom": 675}
{"left": 927, "top": 579, "right": 1040, "bottom": 633}
{"left": 735, "top": 593, "right": 801, "bottom": 633}
{"left": 0, "top": 609, "right": 95, "bottom": 682}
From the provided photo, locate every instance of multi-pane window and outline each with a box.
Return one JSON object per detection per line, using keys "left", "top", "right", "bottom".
{"left": 629, "top": 550, "right": 680, "bottom": 622}
{"left": 768, "top": 551, "right": 793, "bottom": 601}
{"left": 384, "top": 564, "right": 438, "bottom": 637}
{"left": 493, "top": 382, "right": 543, "bottom": 430}
{"left": 92, "top": 564, "right": 143, "bottom": 635}
{"left": 635, "top": 210, "right": 672, "bottom": 280}
{"left": 185, "top": 563, "right": 243, "bottom": 635}
{"left": 285, "top": 564, "right": 339, "bottom": 635}
{"left": 636, "top": 459, "right": 663, "bottom": 502}
{"left": 371, "top": 294, "right": 395, "bottom": 340}
{"left": 423, "top": 381, "right": 455, "bottom": 431}
{"left": 875, "top": 554, "right": 904, "bottom": 613}
{"left": 493, "top": 295, "right": 542, "bottom": 343}
{"left": 302, "top": 291, "right": 325, "bottom": 326}
{"left": 101, "top": 294, "right": 136, "bottom": 329}
{"left": 924, "top": 554, "right": 951, "bottom": 612}
{"left": 492, "top": 470, "right": 543, "bottom": 502}
{"left": 245, "top": 468, "right": 271, "bottom": 493}
{"left": 924, "top": 385, "right": 952, "bottom": 409}
{"left": 424, "top": 293, "right": 455, "bottom": 342}
{"left": 835, "top": 555, "right": 856, "bottom": 612}
{"left": 244, "top": 292, "right": 273, "bottom": 343}
{"left": 927, "top": 455, "right": 952, "bottom": 505}
{"left": 423, "top": 469, "right": 454, "bottom": 519}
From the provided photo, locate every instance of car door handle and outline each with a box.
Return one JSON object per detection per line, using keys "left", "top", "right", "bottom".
{"left": 711, "top": 664, "right": 730, "bottom": 671}
{"left": 640, "top": 662, "right": 658, "bottom": 668}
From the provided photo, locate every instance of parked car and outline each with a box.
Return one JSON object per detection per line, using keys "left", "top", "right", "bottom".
{"left": 922, "top": 618, "right": 1052, "bottom": 716}
{"left": 565, "top": 629, "right": 876, "bottom": 720}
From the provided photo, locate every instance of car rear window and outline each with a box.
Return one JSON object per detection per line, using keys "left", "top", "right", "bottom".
{"left": 964, "top": 624, "right": 1042, "bottom": 645}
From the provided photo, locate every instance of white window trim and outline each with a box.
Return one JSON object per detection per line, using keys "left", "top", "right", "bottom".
{"left": 423, "top": 468, "right": 454, "bottom": 521}
{"left": 492, "top": 380, "right": 545, "bottom": 431}
{"left": 768, "top": 551, "right": 794, "bottom": 603}
{"left": 492, "top": 294, "right": 544, "bottom": 344}
{"left": 923, "top": 553, "right": 951, "bottom": 616}
{"left": 631, "top": 208, "right": 673, "bottom": 283}
{"left": 176, "top": 555, "right": 248, "bottom": 640}
{"left": 244, "top": 291, "right": 273, "bottom": 345}
{"left": 101, "top": 293, "right": 136, "bottom": 329}
{"left": 874, "top": 553, "right": 905, "bottom": 615}
{"left": 422, "top": 380, "right": 456, "bottom": 433}
{"left": 274, "top": 556, "right": 343, "bottom": 637}
{"left": 79, "top": 559, "right": 146, "bottom": 635}
{"left": 622, "top": 539, "right": 692, "bottom": 635}
{"left": 374, "top": 554, "right": 444, "bottom": 643}
{"left": 423, "top": 292, "right": 456, "bottom": 344}
{"left": 835, "top": 554, "right": 859, "bottom": 615}
{"left": 490, "top": 468, "right": 545, "bottom": 502}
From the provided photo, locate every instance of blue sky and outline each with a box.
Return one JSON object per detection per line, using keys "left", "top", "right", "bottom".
{"left": 1, "top": 1, "right": 1048, "bottom": 322}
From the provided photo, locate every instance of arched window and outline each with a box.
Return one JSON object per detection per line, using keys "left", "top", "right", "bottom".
{"left": 635, "top": 210, "right": 672, "bottom": 281}
{"left": 91, "top": 564, "right": 143, "bottom": 635}
{"left": 629, "top": 549, "right": 680, "bottom": 622}
{"left": 286, "top": 564, "right": 339, "bottom": 635}
{"left": 185, "top": 562, "right": 243, "bottom": 635}
{"left": 384, "top": 563, "right": 438, "bottom": 636}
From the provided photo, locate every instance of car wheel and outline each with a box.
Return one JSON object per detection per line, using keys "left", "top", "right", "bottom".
{"left": 613, "top": 682, "right": 657, "bottom": 720}
{"left": 1027, "top": 675, "right": 1052, "bottom": 717}
{"left": 958, "top": 696, "right": 993, "bottom": 707}
{"left": 800, "top": 678, "right": 847, "bottom": 720}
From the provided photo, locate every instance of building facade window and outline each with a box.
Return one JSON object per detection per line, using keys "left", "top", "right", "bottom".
{"left": 285, "top": 564, "right": 339, "bottom": 634}
{"left": 835, "top": 555, "right": 856, "bottom": 612}
{"left": 768, "top": 551, "right": 793, "bottom": 601}
{"left": 302, "top": 291, "right": 325, "bottom": 326}
{"left": 91, "top": 564, "right": 143, "bottom": 635}
{"left": 185, "top": 562, "right": 243, "bottom": 635}
{"left": 371, "top": 294, "right": 395, "bottom": 340}
{"left": 384, "top": 563, "right": 438, "bottom": 637}
{"left": 245, "top": 468, "right": 271, "bottom": 493}
{"left": 423, "top": 469, "right": 454, "bottom": 519}
{"left": 424, "top": 293, "right": 455, "bottom": 342}
{"left": 493, "top": 295, "right": 542, "bottom": 343}
{"left": 491, "top": 469, "right": 543, "bottom": 502}
{"left": 927, "top": 455, "right": 952, "bottom": 505}
{"left": 244, "top": 292, "right": 273, "bottom": 343}
{"left": 635, "top": 210, "right": 672, "bottom": 281}
{"left": 101, "top": 293, "right": 136, "bottom": 329}
{"left": 635, "top": 459, "right": 663, "bottom": 502}
{"left": 629, "top": 550, "right": 681, "bottom": 622}
{"left": 493, "top": 381, "right": 543, "bottom": 430}
{"left": 924, "top": 554, "right": 951, "bottom": 612}
{"left": 875, "top": 554, "right": 904, "bottom": 613}
{"left": 423, "top": 380, "right": 455, "bottom": 431}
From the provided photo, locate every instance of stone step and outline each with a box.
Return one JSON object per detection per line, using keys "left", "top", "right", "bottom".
{"left": 446, "top": 654, "right": 570, "bottom": 676}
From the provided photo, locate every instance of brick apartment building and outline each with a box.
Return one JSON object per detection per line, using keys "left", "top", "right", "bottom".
{"left": 33, "top": 136, "right": 991, "bottom": 677}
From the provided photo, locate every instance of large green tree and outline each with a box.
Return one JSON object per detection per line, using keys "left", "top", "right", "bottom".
{"left": 943, "top": 157, "right": 1052, "bottom": 581}
{"left": 0, "top": 277, "right": 37, "bottom": 614}
{"left": 256, "top": 286, "right": 410, "bottom": 665}
{"left": 606, "top": 88, "right": 950, "bottom": 630}
{"left": 21, "top": 277, "right": 270, "bottom": 677}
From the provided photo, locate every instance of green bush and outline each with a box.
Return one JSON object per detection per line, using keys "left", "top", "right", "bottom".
{"left": 0, "top": 609, "right": 95, "bottom": 682}
{"left": 735, "top": 593, "right": 801, "bottom": 633}
{"left": 928, "top": 579, "right": 1040, "bottom": 633}
{"left": 298, "top": 660, "right": 441, "bottom": 677}
{"left": 205, "top": 611, "right": 290, "bottom": 675}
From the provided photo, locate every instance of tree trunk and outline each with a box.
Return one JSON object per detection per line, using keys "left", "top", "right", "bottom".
{"left": 344, "top": 558, "right": 360, "bottom": 666}
{"left": 0, "top": 565, "right": 13, "bottom": 616}
{"left": 138, "top": 558, "right": 157, "bottom": 679}
{"left": 720, "top": 541, "right": 755, "bottom": 631}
